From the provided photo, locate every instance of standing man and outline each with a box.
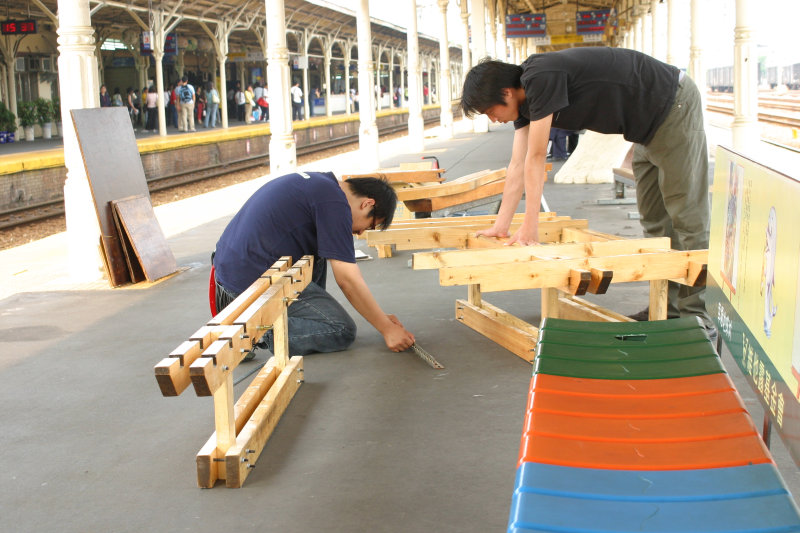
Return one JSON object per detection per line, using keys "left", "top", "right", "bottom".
{"left": 460, "top": 48, "right": 713, "bottom": 338}
{"left": 178, "top": 76, "right": 196, "bottom": 132}
{"left": 212, "top": 172, "right": 415, "bottom": 356}
{"left": 291, "top": 81, "right": 303, "bottom": 121}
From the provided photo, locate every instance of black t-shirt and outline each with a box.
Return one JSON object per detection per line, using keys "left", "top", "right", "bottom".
{"left": 513, "top": 47, "right": 679, "bottom": 145}
{"left": 214, "top": 171, "right": 356, "bottom": 294}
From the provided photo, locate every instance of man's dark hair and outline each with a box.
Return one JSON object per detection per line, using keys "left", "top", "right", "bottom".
{"left": 461, "top": 57, "right": 523, "bottom": 118}
{"left": 181, "top": 75, "right": 188, "bottom": 83}
{"left": 344, "top": 177, "right": 396, "bottom": 230}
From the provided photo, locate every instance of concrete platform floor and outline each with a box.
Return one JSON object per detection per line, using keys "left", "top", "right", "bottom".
{"left": 2, "top": 119, "right": 799, "bottom": 532}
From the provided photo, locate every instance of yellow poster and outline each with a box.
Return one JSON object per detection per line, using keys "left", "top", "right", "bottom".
{"left": 709, "top": 147, "right": 800, "bottom": 395}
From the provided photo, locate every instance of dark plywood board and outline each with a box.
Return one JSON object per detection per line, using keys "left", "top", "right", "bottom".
{"left": 71, "top": 107, "right": 150, "bottom": 287}
{"left": 112, "top": 195, "right": 177, "bottom": 282}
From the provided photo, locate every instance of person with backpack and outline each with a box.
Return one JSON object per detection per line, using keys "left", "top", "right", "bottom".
{"left": 178, "top": 76, "right": 196, "bottom": 132}
{"left": 204, "top": 81, "right": 221, "bottom": 128}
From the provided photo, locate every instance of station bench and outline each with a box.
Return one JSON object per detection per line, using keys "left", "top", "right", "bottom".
{"left": 508, "top": 316, "right": 800, "bottom": 532}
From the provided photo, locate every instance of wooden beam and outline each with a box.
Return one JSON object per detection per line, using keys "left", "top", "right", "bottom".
{"left": 439, "top": 249, "right": 708, "bottom": 292}
{"left": 561, "top": 227, "right": 623, "bottom": 242}
{"left": 394, "top": 168, "right": 505, "bottom": 201}
{"left": 564, "top": 268, "right": 591, "bottom": 295}
{"left": 455, "top": 299, "right": 538, "bottom": 362}
{"left": 415, "top": 240, "right": 674, "bottom": 271}
{"left": 403, "top": 179, "right": 506, "bottom": 212}
{"left": 224, "top": 356, "right": 304, "bottom": 488}
{"left": 588, "top": 268, "right": 613, "bottom": 294}
{"left": 342, "top": 169, "right": 445, "bottom": 183}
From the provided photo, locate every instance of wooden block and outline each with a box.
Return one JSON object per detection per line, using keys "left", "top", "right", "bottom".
{"left": 213, "top": 373, "right": 236, "bottom": 453}
{"left": 687, "top": 260, "right": 708, "bottom": 287}
{"left": 561, "top": 227, "right": 623, "bottom": 242}
{"left": 588, "top": 268, "right": 613, "bottom": 294}
{"left": 190, "top": 325, "right": 252, "bottom": 396}
{"left": 376, "top": 244, "right": 392, "bottom": 258}
{"left": 455, "top": 299, "right": 538, "bottom": 363}
{"left": 112, "top": 194, "right": 178, "bottom": 282}
{"left": 224, "top": 356, "right": 304, "bottom": 488}
{"left": 154, "top": 340, "right": 204, "bottom": 396}
{"left": 541, "top": 288, "right": 561, "bottom": 319}
{"left": 564, "top": 268, "right": 591, "bottom": 295}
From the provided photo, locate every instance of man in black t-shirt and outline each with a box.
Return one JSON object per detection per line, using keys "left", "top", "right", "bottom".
{"left": 213, "top": 172, "right": 415, "bottom": 357}
{"left": 461, "top": 47, "right": 713, "bottom": 336}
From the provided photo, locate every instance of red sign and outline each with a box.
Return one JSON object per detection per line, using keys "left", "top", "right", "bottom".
{"left": 1, "top": 20, "right": 37, "bottom": 35}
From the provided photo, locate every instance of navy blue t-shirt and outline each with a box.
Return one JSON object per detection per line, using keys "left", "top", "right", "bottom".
{"left": 214, "top": 171, "right": 355, "bottom": 294}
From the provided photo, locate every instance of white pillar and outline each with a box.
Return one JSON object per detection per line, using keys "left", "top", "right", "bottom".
{"left": 344, "top": 44, "right": 352, "bottom": 116}
{"left": 218, "top": 47, "right": 229, "bottom": 128}
{"left": 688, "top": 0, "right": 705, "bottom": 96}
{"left": 302, "top": 33, "right": 310, "bottom": 120}
{"left": 732, "top": 0, "right": 759, "bottom": 151}
{"left": 666, "top": 0, "right": 680, "bottom": 65}
{"left": 460, "top": 2, "right": 471, "bottom": 71}
{"left": 651, "top": 0, "right": 664, "bottom": 61}
{"left": 496, "top": 2, "right": 507, "bottom": 62}
{"left": 437, "top": 0, "right": 453, "bottom": 138}
{"left": 643, "top": 8, "right": 653, "bottom": 56}
{"left": 356, "top": 0, "right": 380, "bottom": 170}
{"left": 267, "top": 0, "right": 297, "bottom": 174}
{"left": 470, "top": 0, "right": 488, "bottom": 133}
{"left": 324, "top": 46, "right": 332, "bottom": 117}
{"left": 152, "top": 12, "right": 167, "bottom": 136}
{"left": 407, "top": 0, "right": 424, "bottom": 151}
{"left": 58, "top": 0, "right": 104, "bottom": 282}
{"left": 633, "top": 15, "right": 643, "bottom": 52}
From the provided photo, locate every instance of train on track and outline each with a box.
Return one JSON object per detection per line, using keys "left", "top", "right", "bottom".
{"left": 708, "top": 63, "right": 800, "bottom": 92}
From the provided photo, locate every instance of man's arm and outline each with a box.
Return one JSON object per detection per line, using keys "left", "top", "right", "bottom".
{"left": 330, "top": 259, "right": 415, "bottom": 352}
{"left": 507, "top": 114, "right": 553, "bottom": 246}
{"left": 476, "top": 125, "right": 529, "bottom": 239}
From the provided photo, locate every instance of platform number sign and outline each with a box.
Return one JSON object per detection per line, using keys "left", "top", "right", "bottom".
{"left": 1, "top": 20, "right": 37, "bottom": 35}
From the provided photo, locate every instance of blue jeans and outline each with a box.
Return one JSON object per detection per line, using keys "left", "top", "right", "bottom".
{"left": 214, "top": 256, "right": 356, "bottom": 355}
{"left": 204, "top": 102, "right": 219, "bottom": 127}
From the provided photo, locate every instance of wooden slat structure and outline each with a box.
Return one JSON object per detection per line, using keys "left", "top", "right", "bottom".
{"left": 378, "top": 213, "right": 710, "bottom": 363}
{"left": 154, "top": 256, "right": 313, "bottom": 488}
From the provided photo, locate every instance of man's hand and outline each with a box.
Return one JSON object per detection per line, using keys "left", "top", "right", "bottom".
{"left": 381, "top": 316, "right": 415, "bottom": 352}
{"left": 475, "top": 225, "right": 510, "bottom": 239}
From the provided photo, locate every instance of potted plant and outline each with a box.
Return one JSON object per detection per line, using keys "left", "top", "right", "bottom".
{"left": 0, "top": 101, "right": 16, "bottom": 143}
{"left": 17, "top": 101, "right": 37, "bottom": 141}
{"left": 35, "top": 98, "right": 54, "bottom": 139}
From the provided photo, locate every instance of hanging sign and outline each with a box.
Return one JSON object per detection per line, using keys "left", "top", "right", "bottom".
{"left": 575, "top": 10, "right": 610, "bottom": 34}
{"left": 505, "top": 13, "right": 546, "bottom": 39}
{"left": 1, "top": 20, "right": 37, "bottom": 35}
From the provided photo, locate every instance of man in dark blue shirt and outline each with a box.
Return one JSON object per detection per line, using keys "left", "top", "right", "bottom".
{"left": 213, "top": 171, "right": 415, "bottom": 356}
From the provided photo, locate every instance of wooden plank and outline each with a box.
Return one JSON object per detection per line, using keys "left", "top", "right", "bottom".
{"left": 394, "top": 169, "right": 506, "bottom": 201}
{"left": 72, "top": 108, "right": 151, "bottom": 286}
{"left": 403, "top": 179, "right": 506, "bottom": 212}
{"left": 455, "top": 299, "right": 537, "bottom": 363}
{"left": 154, "top": 324, "right": 232, "bottom": 397}
{"left": 342, "top": 169, "right": 445, "bottom": 183}
{"left": 196, "top": 362, "right": 279, "bottom": 488}
{"left": 564, "top": 268, "right": 591, "bottom": 295}
{"left": 111, "top": 203, "right": 146, "bottom": 283}
{"left": 225, "top": 356, "right": 304, "bottom": 488}
{"left": 541, "top": 288, "right": 561, "bottom": 319}
{"left": 439, "top": 249, "right": 708, "bottom": 292}
{"left": 112, "top": 194, "right": 177, "bottom": 282}
{"left": 213, "top": 374, "right": 236, "bottom": 454}
{"left": 373, "top": 219, "right": 590, "bottom": 251}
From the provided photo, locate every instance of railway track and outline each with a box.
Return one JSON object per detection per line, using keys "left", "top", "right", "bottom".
{"left": 706, "top": 93, "right": 800, "bottom": 129}
{"left": 0, "top": 115, "right": 438, "bottom": 231}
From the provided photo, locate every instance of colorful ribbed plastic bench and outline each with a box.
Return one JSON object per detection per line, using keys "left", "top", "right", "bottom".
{"left": 509, "top": 316, "right": 800, "bottom": 533}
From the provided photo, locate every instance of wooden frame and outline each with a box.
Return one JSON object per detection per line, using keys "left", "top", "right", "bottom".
{"left": 154, "top": 256, "right": 313, "bottom": 488}
{"left": 400, "top": 217, "right": 708, "bottom": 363}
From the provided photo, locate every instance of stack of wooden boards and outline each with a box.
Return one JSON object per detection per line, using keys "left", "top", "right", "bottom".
{"left": 508, "top": 317, "right": 800, "bottom": 532}
{"left": 153, "top": 256, "right": 312, "bottom": 488}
